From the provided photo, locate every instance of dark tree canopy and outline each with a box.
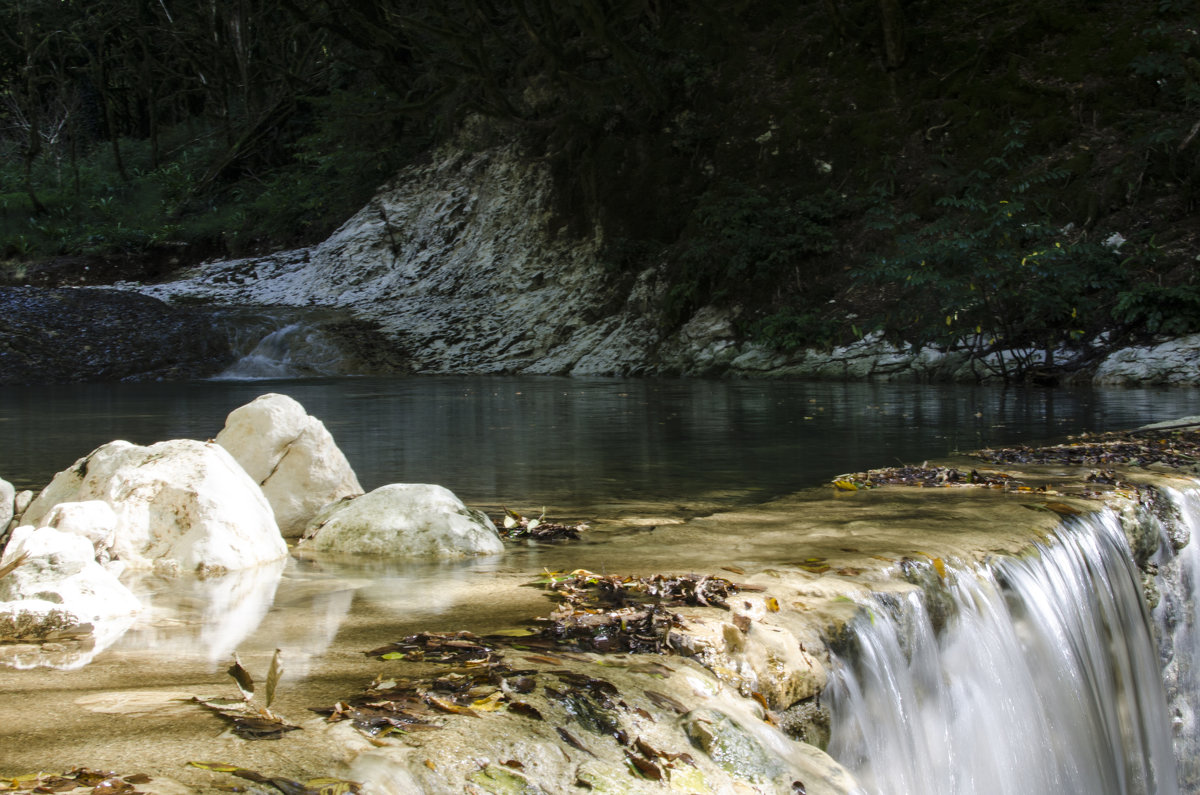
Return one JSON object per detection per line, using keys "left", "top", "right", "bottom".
{"left": 1, "top": 0, "right": 1197, "bottom": 380}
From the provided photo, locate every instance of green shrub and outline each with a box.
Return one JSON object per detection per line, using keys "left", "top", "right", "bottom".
{"left": 1113, "top": 283, "right": 1200, "bottom": 336}
{"left": 664, "top": 182, "right": 841, "bottom": 327}
{"left": 851, "top": 123, "right": 1132, "bottom": 378}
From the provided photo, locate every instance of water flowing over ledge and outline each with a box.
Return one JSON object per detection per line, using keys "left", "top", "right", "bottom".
{"left": 4, "top": 423, "right": 1200, "bottom": 793}
{"left": 828, "top": 509, "right": 1180, "bottom": 795}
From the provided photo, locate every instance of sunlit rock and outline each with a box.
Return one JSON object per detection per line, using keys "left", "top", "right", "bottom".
{"left": 216, "top": 393, "right": 363, "bottom": 538}
{"left": 19, "top": 439, "right": 285, "bottom": 574}
{"left": 39, "top": 500, "right": 119, "bottom": 565}
{"left": 0, "top": 477, "right": 13, "bottom": 532}
{"left": 0, "top": 524, "right": 141, "bottom": 644}
{"left": 300, "top": 483, "right": 503, "bottom": 557}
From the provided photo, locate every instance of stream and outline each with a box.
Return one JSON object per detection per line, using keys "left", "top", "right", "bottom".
{"left": 3, "top": 377, "right": 1200, "bottom": 793}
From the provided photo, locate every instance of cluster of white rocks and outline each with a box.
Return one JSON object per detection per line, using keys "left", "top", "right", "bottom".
{"left": 0, "top": 393, "right": 503, "bottom": 647}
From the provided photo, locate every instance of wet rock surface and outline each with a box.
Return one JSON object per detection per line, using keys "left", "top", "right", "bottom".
{"left": 0, "top": 287, "right": 233, "bottom": 384}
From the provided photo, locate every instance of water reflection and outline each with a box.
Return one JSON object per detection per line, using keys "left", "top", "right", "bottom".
{"left": 0, "top": 612, "right": 137, "bottom": 671}
{"left": 120, "top": 558, "right": 288, "bottom": 668}
{"left": 99, "top": 552, "right": 507, "bottom": 680}
{"left": 3, "top": 377, "right": 1199, "bottom": 509}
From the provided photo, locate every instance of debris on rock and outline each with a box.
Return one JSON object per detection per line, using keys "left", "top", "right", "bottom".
{"left": 495, "top": 508, "right": 589, "bottom": 542}
{"left": 0, "top": 768, "right": 153, "bottom": 794}
{"left": 977, "top": 429, "right": 1200, "bottom": 470}
{"left": 831, "top": 465, "right": 1023, "bottom": 491}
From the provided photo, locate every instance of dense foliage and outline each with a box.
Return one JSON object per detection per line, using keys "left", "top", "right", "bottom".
{"left": 1, "top": 0, "right": 1197, "bottom": 379}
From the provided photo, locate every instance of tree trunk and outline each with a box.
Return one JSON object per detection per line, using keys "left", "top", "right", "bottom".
{"left": 879, "top": 0, "right": 905, "bottom": 70}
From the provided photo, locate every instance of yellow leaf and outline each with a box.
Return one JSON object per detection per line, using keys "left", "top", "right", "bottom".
{"left": 833, "top": 480, "right": 858, "bottom": 491}
{"left": 306, "top": 779, "right": 358, "bottom": 795}
{"left": 932, "top": 558, "right": 946, "bottom": 580}
{"left": 188, "top": 762, "right": 242, "bottom": 773}
{"left": 765, "top": 597, "right": 780, "bottom": 612}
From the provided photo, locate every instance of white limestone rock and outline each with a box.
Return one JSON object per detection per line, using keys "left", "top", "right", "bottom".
{"left": 300, "top": 483, "right": 503, "bottom": 558}
{"left": 1094, "top": 333, "right": 1200, "bottom": 386}
{"left": 19, "top": 439, "right": 285, "bottom": 575}
{"left": 39, "top": 500, "right": 119, "bottom": 564}
{"left": 0, "top": 477, "right": 13, "bottom": 532}
{"left": 216, "top": 393, "right": 363, "bottom": 538}
{"left": 0, "top": 525, "right": 141, "bottom": 641}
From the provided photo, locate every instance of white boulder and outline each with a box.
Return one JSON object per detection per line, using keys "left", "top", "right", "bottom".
{"left": 19, "top": 439, "right": 285, "bottom": 575}
{"left": 39, "top": 500, "right": 119, "bottom": 564}
{"left": 0, "top": 524, "right": 141, "bottom": 641}
{"left": 300, "top": 483, "right": 504, "bottom": 557}
{"left": 0, "top": 477, "right": 13, "bottom": 532}
{"left": 216, "top": 393, "right": 363, "bottom": 537}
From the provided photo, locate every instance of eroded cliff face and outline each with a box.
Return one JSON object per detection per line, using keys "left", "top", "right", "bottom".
{"left": 137, "top": 144, "right": 670, "bottom": 376}
{"left": 133, "top": 141, "right": 1200, "bottom": 383}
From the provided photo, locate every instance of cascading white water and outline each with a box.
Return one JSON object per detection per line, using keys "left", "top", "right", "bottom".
{"left": 827, "top": 511, "right": 1180, "bottom": 795}
{"left": 1151, "top": 487, "right": 1200, "bottom": 792}
{"left": 215, "top": 321, "right": 348, "bottom": 379}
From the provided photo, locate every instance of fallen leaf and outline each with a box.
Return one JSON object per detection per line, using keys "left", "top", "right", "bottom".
{"left": 227, "top": 656, "right": 254, "bottom": 701}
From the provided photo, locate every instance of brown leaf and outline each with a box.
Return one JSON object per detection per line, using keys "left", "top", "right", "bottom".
{"left": 625, "top": 752, "right": 662, "bottom": 781}
{"left": 507, "top": 701, "right": 543, "bottom": 721}
{"left": 264, "top": 649, "right": 283, "bottom": 709}
{"left": 227, "top": 655, "right": 254, "bottom": 700}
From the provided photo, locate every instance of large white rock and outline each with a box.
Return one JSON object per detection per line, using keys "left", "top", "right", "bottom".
{"left": 1094, "top": 333, "right": 1200, "bottom": 386}
{"left": 0, "top": 476, "right": 13, "bottom": 532}
{"left": 0, "top": 524, "right": 141, "bottom": 640}
{"left": 19, "top": 439, "right": 285, "bottom": 574}
{"left": 39, "top": 500, "right": 119, "bottom": 564}
{"left": 300, "top": 483, "right": 503, "bottom": 557}
{"left": 216, "top": 393, "right": 363, "bottom": 538}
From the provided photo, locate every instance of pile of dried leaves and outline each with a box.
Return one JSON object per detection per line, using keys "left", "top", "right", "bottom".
{"left": 193, "top": 650, "right": 299, "bottom": 740}
{"left": 317, "top": 573, "right": 753, "bottom": 737}
{"left": 978, "top": 430, "right": 1200, "bottom": 469}
{"left": 495, "top": 508, "right": 589, "bottom": 542}
{"left": 832, "top": 465, "right": 1025, "bottom": 491}
{"left": 320, "top": 631, "right": 706, "bottom": 785}
{"left": 535, "top": 571, "right": 749, "bottom": 654}
{"left": 0, "top": 770, "right": 151, "bottom": 794}
{"left": 315, "top": 632, "right": 518, "bottom": 736}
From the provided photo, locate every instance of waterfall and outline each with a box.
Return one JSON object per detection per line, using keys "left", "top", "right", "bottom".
{"left": 213, "top": 315, "right": 350, "bottom": 380}
{"left": 1152, "top": 487, "right": 1200, "bottom": 792}
{"left": 826, "top": 510, "right": 1180, "bottom": 795}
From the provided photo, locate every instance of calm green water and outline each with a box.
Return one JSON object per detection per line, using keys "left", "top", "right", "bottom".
{"left": 2, "top": 377, "right": 1198, "bottom": 509}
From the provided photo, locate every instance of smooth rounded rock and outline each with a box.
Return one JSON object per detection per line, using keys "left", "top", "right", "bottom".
{"left": 0, "top": 524, "right": 141, "bottom": 634}
{"left": 300, "top": 483, "right": 503, "bottom": 558}
{"left": 20, "top": 439, "right": 285, "bottom": 574}
{"left": 216, "top": 393, "right": 363, "bottom": 538}
{"left": 0, "top": 477, "right": 13, "bottom": 531}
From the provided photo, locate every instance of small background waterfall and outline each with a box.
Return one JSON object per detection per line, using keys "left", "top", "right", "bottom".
{"left": 212, "top": 310, "right": 354, "bottom": 379}
{"left": 827, "top": 508, "right": 1185, "bottom": 795}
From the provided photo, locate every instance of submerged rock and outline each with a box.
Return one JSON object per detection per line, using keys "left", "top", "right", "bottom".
{"left": 216, "top": 393, "right": 363, "bottom": 537}
{"left": 20, "top": 439, "right": 285, "bottom": 574}
{"left": 300, "top": 483, "right": 503, "bottom": 557}
{"left": 681, "top": 708, "right": 785, "bottom": 782}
